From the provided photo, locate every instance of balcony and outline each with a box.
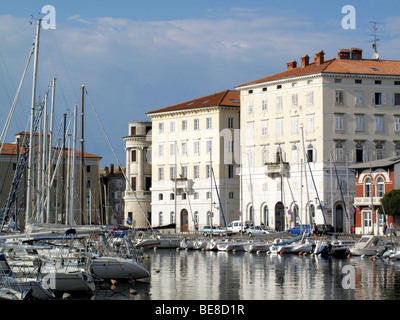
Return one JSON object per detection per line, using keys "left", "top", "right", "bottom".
{"left": 264, "top": 162, "right": 289, "bottom": 178}
{"left": 354, "top": 196, "right": 382, "bottom": 207}
{"left": 170, "top": 178, "right": 193, "bottom": 194}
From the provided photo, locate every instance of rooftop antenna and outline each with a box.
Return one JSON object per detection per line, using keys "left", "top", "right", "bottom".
{"left": 369, "top": 21, "right": 383, "bottom": 60}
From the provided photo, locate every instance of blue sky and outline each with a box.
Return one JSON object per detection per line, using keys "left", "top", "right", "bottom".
{"left": 1, "top": 1, "right": 400, "bottom": 166}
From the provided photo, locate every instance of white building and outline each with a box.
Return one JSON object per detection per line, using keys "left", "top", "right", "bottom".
{"left": 236, "top": 48, "right": 400, "bottom": 232}
{"left": 147, "top": 90, "right": 240, "bottom": 232}
{"left": 123, "top": 121, "right": 152, "bottom": 228}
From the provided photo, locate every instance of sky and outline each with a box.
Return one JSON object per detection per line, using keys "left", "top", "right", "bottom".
{"left": 1, "top": 0, "right": 400, "bottom": 167}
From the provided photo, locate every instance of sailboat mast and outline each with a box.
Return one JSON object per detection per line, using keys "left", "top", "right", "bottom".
{"left": 46, "top": 78, "right": 55, "bottom": 223}
{"left": 80, "top": 84, "right": 85, "bottom": 225}
{"left": 26, "top": 19, "right": 41, "bottom": 226}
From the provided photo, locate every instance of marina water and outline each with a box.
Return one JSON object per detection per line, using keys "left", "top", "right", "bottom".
{"left": 90, "top": 249, "right": 400, "bottom": 300}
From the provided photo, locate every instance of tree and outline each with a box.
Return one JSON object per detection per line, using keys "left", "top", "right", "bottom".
{"left": 379, "top": 189, "right": 400, "bottom": 229}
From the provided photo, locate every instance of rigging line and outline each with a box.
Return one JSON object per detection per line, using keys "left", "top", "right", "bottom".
{"left": 84, "top": 89, "right": 154, "bottom": 232}
{"left": 0, "top": 46, "right": 34, "bottom": 155}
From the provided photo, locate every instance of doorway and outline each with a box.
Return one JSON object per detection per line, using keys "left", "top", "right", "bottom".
{"left": 275, "top": 202, "right": 285, "bottom": 231}
{"left": 180, "top": 209, "right": 188, "bottom": 232}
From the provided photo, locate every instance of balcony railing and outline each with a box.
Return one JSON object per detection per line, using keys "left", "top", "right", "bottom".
{"left": 354, "top": 196, "right": 381, "bottom": 207}
{"left": 171, "top": 178, "right": 193, "bottom": 194}
{"left": 264, "top": 162, "right": 289, "bottom": 177}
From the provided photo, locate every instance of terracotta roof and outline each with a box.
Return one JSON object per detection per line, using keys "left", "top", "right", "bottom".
{"left": 0, "top": 142, "right": 102, "bottom": 159}
{"left": 236, "top": 55, "right": 400, "bottom": 88}
{"left": 147, "top": 90, "right": 240, "bottom": 114}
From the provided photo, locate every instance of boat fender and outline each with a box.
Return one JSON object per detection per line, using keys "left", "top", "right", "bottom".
{"left": 279, "top": 251, "right": 284, "bottom": 255}
{"left": 347, "top": 254, "right": 351, "bottom": 259}
{"left": 130, "top": 288, "right": 137, "bottom": 295}
{"left": 299, "top": 252, "right": 303, "bottom": 256}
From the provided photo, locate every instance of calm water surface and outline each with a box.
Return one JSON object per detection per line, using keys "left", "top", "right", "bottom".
{"left": 91, "top": 249, "right": 400, "bottom": 300}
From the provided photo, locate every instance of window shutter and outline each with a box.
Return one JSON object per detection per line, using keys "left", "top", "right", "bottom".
{"left": 391, "top": 93, "right": 395, "bottom": 106}
{"left": 382, "top": 92, "right": 387, "bottom": 105}
{"left": 371, "top": 92, "right": 375, "bottom": 105}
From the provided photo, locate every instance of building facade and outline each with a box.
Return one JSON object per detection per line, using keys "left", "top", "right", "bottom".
{"left": 147, "top": 90, "right": 240, "bottom": 232}
{"left": 236, "top": 48, "right": 400, "bottom": 232}
{"left": 0, "top": 132, "right": 102, "bottom": 229}
{"left": 350, "top": 156, "right": 399, "bottom": 235}
{"left": 123, "top": 121, "right": 152, "bottom": 228}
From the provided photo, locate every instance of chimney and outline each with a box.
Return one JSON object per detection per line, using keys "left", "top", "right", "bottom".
{"left": 314, "top": 50, "right": 325, "bottom": 65}
{"left": 351, "top": 48, "right": 363, "bottom": 60}
{"left": 286, "top": 60, "right": 297, "bottom": 70}
{"left": 110, "top": 163, "right": 114, "bottom": 174}
{"left": 338, "top": 49, "right": 350, "bottom": 60}
{"left": 301, "top": 55, "right": 310, "bottom": 68}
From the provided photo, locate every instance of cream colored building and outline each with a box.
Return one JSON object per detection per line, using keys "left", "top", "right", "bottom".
{"left": 147, "top": 90, "right": 240, "bottom": 232}
{"left": 123, "top": 121, "right": 152, "bottom": 228}
{"left": 236, "top": 48, "right": 400, "bottom": 233}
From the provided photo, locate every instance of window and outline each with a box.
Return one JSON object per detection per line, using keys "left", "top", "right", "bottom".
{"left": 145, "top": 177, "right": 151, "bottom": 191}
{"left": 194, "top": 193, "right": 199, "bottom": 200}
{"left": 131, "top": 150, "right": 137, "bottom": 162}
{"left": 262, "top": 147, "right": 268, "bottom": 164}
{"left": 158, "top": 193, "right": 163, "bottom": 201}
{"left": 206, "top": 117, "right": 212, "bottom": 129}
{"left": 355, "top": 79, "right": 362, "bottom": 84}
{"left": 170, "top": 212, "right": 175, "bottom": 224}
{"left": 335, "top": 142, "right": 344, "bottom": 162}
{"left": 182, "top": 120, "right": 187, "bottom": 131}
{"left": 364, "top": 177, "right": 372, "bottom": 197}
{"left": 306, "top": 92, "right": 314, "bottom": 106}
{"left": 131, "top": 177, "right": 136, "bottom": 191}
{"left": 261, "top": 121, "right": 268, "bottom": 137}
{"left": 392, "top": 93, "right": 400, "bottom": 106}
{"left": 396, "top": 143, "right": 400, "bottom": 156}
{"left": 376, "top": 143, "right": 384, "bottom": 160}
{"left": 355, "top": 91, "right": 363, "bottom": 105}
{"left": 158, "top": 123, "right": 164, "bottom": 134}
{"left": 247, "top": 123, "right": 254, "bottom": 139}
{"left": 262, "top": 99, "right": 268, "bottom": 111}
{"left": 228, "top": 140, "right": 234, "bottom": 153}
{"left": 206, "top": 140, "right": 212, "bottom": 154}
{"left": 247, "top": 101, "right": 253, "bottom": 114}
{"left": 276, "top": 119, "right": 283, "bottom": 136}
{"left": 206, "top": 165, "right": 211, "bottom": 178}
{"left": 375, "top": 80, "right": 382, "bottom": 84}
{"left": 86, "top": 179, "right": 91, "bottom": 188}
{"left": 229, "top": 192, "right": 234, "bottom": 199}
{"left": 158, "top": 143, "right": 164, "bottom": 157}
{"left": 206, "top": 192, "right": 211, "bottom": 199}
{"left": 130, "top": 126, "right": 136, "bottom": 136}
{"left": 307, "top": 144, "right": 315, "bottom": 162}
{"left": 291, "top": 117, "right": 298, "bottom": 134}
{"left": 335, "top": 90, "right": 344, "bottom": 105}
{"left": 194, "top": 119, "right": 200, "bottom": 130}
{"left": 228, "top": 117, "right": 235, "bottom": 129}
{"left": 372, "top": 92, "right": 386, "bottom": 105}
{"left": 170, "top": 121, "right": 175, "bottom": 133}
{"left": 291, "top": 145, "right": 298, "bottom": 164}
{"left": 276, "top": 96, "right": 283, "bottom": 110}
{"left": 335, "top": 114, "right": 344, "bottom": 131}
{"left": 193, "top": 141, "right": 200, "bottom": 155}
{"left": 375, "top": 115, "right": 383, "bottom": 132}
{"left": 395, "top": 117, "right": 400, "bottom": 133}
{"left": 355, "top": 115, "right": 364, "bottom": 132}
{"left": 306, "top": 115, "right": 314, "bottom": 133}
{"left": 291, "top": 94, "right": 298, "bottom": 109}
{"left": 182, "top": 193, "right": 187, "bottom": 200}
{"left": 159, "top": 212, "right": 163, "bottom": 225}
{"left": 181, "top": 142, "right": 187, "bottom": 155}
{"left": 355, "top": 142, "right": 365, "bottom": 163}
{"left": 377, "top": 177, "right": 385, "bottom": 197}
{"left": 335, "top": 78, "right": 342, "bottom": 83}
{"left": 193, "top": 165, "right": 199, "bottom": 179}
{"left": 158, "top": 167, "right": 164, "bottom": 181}
{"left": 86, "top": 165, "right": 91, "bottom": 173}
{"left": 169, "top": 143, "right": 176, "bottom": 157}
{"left": 228, "top": 164, "right": 234, "bottom": 178}
{"left": 180, "top": 166, "right": 187, "bottom": 179}
{"left": 170, "top": 166, "right": 176, "bottom": 180}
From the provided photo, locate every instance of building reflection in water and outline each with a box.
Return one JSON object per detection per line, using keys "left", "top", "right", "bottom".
{"left": 143, "top": 249, "right": 400, "bottom": 300}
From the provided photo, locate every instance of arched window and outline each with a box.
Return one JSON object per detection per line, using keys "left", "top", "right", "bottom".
{"left": 310, "top": 204, "right": 315, "bottom": 224}
{"left": 248, "top": 205, "right": 254, "bottom": 222}
{"left": 170, "top": 193, "right": 175, "bottom": 200}
{"left": 159, "top": 212, "right": 163, "bottom": 225}
{"left": 263, "top": 205, "right": 269, "bottom": 226}
{"left": 158, "top": 193, "right": 163, "bottom": 201}
{"left": 365, "top": 177, "right": 372, "bottom": 197}
{"left": 376, "top": 176, "right": 385, "bottom": 197}
{"left": 307, "top": 144, "right": 315, "bottom": 162}
{"left": 170, "top": 212, "right": 175, "bottom": 224}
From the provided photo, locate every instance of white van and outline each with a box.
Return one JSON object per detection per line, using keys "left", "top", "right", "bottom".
{"left": 227, "top": 220, "right": 252, "bottom": 233}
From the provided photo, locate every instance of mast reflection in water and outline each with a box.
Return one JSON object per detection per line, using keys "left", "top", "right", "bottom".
{"left": 93, "top": 250, "right": 400, "bottom": 300}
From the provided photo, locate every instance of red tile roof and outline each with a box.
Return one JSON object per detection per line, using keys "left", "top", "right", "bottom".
{"left": 236, "top": 55, "right": 400, "bottom": 88}
{"left": 147, "top": 90, "right": 240, "bottom": 114}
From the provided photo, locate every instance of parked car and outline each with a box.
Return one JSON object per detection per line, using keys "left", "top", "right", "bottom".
{"left": 287, "top": 224, "right": 311, "bottom": 234}
{"left": 201, "top": 225, "right": 227, "bottom": 237}
{"left": 227, "top": 220, "right": 253, "bottom": 233}
{"left": 314, "top": 224, "right": 334, "bottom": 235}
{"left": 245, "top": 225, "right": 275, "bottom": 237}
